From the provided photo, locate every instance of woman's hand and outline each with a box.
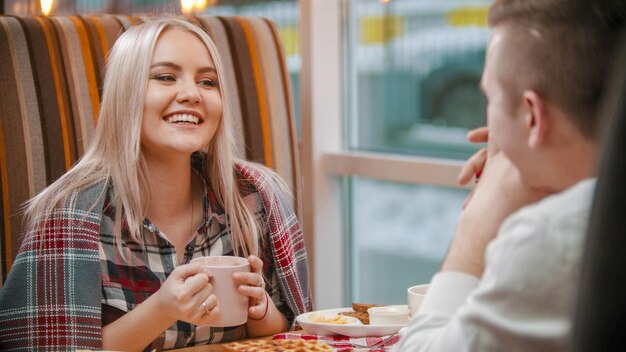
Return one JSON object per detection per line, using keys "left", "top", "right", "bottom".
{"left": 233, "top": 255, "right": 268, "bottom": 320}
{"left": 237, "top": 255, "right": 289, "bottom": 336}
{"left": 153, "top": 263, "right": 220, "bottom": 325}
{"left": 102, "top": 263, "right": 221, "bottom": 351}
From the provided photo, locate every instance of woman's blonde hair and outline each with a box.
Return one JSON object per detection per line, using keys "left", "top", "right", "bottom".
{"left": 25, "top": 17, "right": 278, "bottom": 257}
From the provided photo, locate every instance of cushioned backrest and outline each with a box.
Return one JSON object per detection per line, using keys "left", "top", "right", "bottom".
{"left": 0, "top": 15, "right": 300, "bottom": 284}
{"left": 572, "top": 35, "right": 626, "bottom": 351}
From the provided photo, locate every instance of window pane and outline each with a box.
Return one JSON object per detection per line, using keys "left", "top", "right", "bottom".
{"left": 349, "top": 177, "right": 467, "bottom": 304}
{"left": 346, "top": 0, "right": 491, "bottom": 159}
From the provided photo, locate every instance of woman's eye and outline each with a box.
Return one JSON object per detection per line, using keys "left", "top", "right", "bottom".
{"left": 198, "top": 79, "right": 217, "bottom": 88}
{"left": 153, "top": 74, "right": 175, "bottom": 82}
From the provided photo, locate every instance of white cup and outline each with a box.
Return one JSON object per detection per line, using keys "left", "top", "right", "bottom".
{"left": 190, "top": 256, "right": 250, "bottom": 327}
{"left": 368, "top": 305, "right": 410, "bottom": 325}
{"left": 407, "top": 284, "right": 429, "bottom": 318}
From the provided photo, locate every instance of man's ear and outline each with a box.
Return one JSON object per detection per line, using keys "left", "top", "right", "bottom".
{"left": 522, "top": 90, "right": 547, "bottom": 148}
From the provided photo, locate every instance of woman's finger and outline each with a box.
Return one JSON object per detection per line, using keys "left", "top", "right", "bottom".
{"left": 183, "top": 272, "right": 211, "bottom": 293}
{"left": 233, "top": 255, "right": 265, "bottom": 288}
{"left": 249, "top": 298, "right": 267, "bottom": 315}
{"left": 238, "top": 284, "right": 265, "bottom": 300}
{"left": 198, "top": 302, "right": 221, "bottom": 324}
{"left": 233, "top": 271, "right": 264, "bottom": 289}
{"left": 200, "top": 294, "right": 218, "bottom": 315}
{"left": 171, "top": 263, "right": 209, "bottom": 282}
{"left": 247, "top": 255, "right": 263, "bottom": 273}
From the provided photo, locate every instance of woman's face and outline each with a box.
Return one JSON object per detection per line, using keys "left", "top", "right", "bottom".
{"left": 141, "top": 28, "right": 222, "bottom": 161}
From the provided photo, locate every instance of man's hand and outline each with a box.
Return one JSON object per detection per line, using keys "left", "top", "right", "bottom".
{"left": 444, "top": 149, "right": 549, "bottom": 277}
{"left": 458, "top": 126, "right": 489, "bottom": 186}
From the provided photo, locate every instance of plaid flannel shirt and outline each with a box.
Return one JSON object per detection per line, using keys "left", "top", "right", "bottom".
{"left": 0, "top": 159, "right": 312, "bottom": 351}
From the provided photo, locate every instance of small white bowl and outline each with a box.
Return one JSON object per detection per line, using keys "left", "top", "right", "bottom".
{"left": 368, "top": 305, "right": 410, "bottom": 326}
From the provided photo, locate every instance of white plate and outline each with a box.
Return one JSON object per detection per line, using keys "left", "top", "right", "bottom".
{"left": 296, "top": 308, "right": 406, "bottom": 338}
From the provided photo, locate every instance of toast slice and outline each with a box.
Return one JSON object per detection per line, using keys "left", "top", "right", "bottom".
{"left": 339, "top": 310, "right": 370, "bottom": 324}
{"left": 352, "top": 302, "right": 384, "bottom": 313}
{"left": 338, "top": 303, "right": 386, "bottom": 325}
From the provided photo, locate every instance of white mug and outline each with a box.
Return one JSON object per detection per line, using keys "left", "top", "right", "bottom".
{"left": 190, "top": 256, "right": 251, "bottom": 327}
{"left": 407, "top": 284, "right": 429, "bottom": 318}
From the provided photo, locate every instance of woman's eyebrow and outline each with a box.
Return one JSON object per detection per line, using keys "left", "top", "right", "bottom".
{"left": 150, "top": 62, "right": 216, "bottom": 74}
{"left": 150, "top": 61, "right": 181, "bottom": 70}
{"left": 198, "top": 67, "right": 217, "bottom": 74}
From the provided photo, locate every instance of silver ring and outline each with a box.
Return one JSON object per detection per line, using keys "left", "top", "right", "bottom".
{"left": 201, "top": 301, "right": 209, "bottom": 314}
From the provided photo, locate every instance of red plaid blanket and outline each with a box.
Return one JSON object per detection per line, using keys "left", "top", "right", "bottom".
{"left": 0, "top": 163, "right": 312, "bottom": 351}
{"left": 273, "top": 333, "right": 400, "bottom": 351}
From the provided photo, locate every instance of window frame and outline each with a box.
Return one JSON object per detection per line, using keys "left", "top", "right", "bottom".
{"left": 300, "top": 0, "right": 469, "bottom": 309}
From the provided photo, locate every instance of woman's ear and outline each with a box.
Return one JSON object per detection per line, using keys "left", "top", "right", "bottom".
{"left": 522, "top": 90, "right": 548, "bottom": 148}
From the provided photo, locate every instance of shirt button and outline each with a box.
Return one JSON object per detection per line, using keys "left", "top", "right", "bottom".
{"left": 186, "top": 244, "right": 194, "bottom": 252}
{"left": 184, "top": 331, "right": 192, "bottom": 338}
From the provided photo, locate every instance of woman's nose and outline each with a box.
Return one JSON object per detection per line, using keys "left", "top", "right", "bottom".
{"left": 176, "top": 79, "right": 201, "bottom": 104}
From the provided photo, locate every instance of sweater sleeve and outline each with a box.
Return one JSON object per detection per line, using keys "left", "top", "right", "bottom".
{"left": 393, "top": 198, "right": 587, "bottom": 352}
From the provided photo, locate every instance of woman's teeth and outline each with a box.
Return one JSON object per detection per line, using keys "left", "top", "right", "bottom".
{"left": 166, "top": 114, "right": 200, "bottom": 124}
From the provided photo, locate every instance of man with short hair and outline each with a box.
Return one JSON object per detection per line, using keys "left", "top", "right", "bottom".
{"left": 394, "top": 0, "right": 624, "bottom": 350}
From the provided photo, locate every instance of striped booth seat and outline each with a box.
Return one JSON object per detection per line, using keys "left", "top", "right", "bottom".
{"left": 0, "top": 15, "right": 301, "bottom": 285}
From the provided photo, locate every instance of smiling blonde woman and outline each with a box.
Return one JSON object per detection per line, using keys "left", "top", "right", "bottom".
{"left": 0, "top": 17, "right": 312, "bottom": 351}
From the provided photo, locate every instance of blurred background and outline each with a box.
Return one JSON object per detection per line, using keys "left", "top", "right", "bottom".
{"left": 2, "top": 0, "right": 489, "bottom": 307}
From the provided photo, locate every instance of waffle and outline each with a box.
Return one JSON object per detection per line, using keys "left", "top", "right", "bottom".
{"left": 222, "top": 338, "right": 332, "bottom": 352}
